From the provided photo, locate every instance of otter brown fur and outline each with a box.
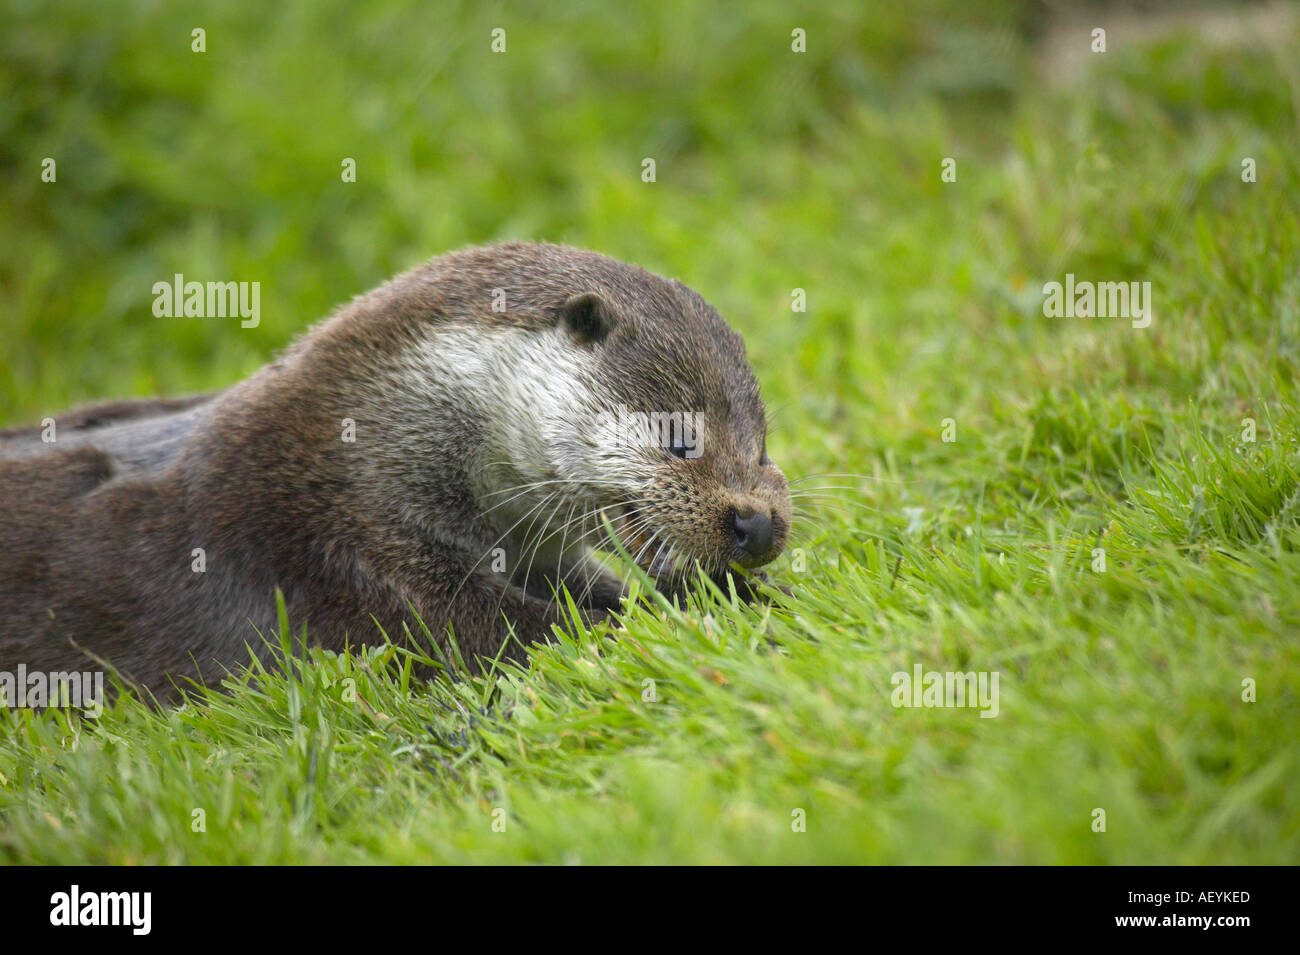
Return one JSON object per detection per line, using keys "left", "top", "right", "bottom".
{"left": 0, "top": 243, "right": 791, "bottom": 699}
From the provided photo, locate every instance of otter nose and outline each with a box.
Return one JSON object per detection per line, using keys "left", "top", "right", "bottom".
{"left": 731, "top": 506, "right": 775, "bottom": 558}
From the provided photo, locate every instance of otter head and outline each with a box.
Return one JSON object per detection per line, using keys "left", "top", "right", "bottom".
{"left": 472, "top": 254, "right": 791, "bottom": 588}
{"left": 373, "top": 245, "right": 791, "bottom": 592}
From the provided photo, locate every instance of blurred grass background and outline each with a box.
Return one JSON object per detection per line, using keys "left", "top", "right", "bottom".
{"left": 1, "top": 0, "right": 1299, "bottom": 863}
{"left": 6, "top": 0, "right": 1291, "bottom": 433}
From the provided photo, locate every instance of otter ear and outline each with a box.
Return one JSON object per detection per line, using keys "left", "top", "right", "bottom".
{"left": 557, "top": 292, "right": 616, "bottom": 345}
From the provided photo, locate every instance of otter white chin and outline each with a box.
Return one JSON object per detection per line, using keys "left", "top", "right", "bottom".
{"left": 0, "top": 242, "right": 792, "bottom": 698}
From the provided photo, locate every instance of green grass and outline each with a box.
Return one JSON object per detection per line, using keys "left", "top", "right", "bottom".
{"left": 2, "top": 0, "right": 1298, "bottom": 863}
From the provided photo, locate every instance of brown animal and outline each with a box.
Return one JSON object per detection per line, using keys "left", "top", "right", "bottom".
{"left": 0, "top": 243, "right": 791, "bottom": 699}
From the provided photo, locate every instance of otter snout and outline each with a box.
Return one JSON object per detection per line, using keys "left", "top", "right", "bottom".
{"left": 725, "top": 476, "right": 790, "bottom": 568}
{"left": 731, "top": 506, "right": 775, "bottom": 561}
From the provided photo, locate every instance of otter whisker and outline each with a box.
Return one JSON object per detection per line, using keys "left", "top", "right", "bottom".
{"left": 647, "top": 540, "right": 676, "bottom": 578}
{"left": 499, "top": 491, "right": 573, "bottom": 624}
{"left": 475, "top": 482, "right": 571, "bottom": 522}
{"left": 545, "top": 496, "right": 656, "bottom": 553}
{"left": 546, "top": 496, "right": 583, "bottom": 609}
{"left": 609, "top": 510, "right": 663, "bottom": 563}
{"left": 790, "top": 471, "right": 916, "bottom": 486}
{"left": 631, "top": 533, "right": 661, "bottom": 577}
{"left": 788, "top": 491, "right": 889, "bottom": 507}
{"left": 474, "top": 476, "right": 637, "bottom": 525}
{"left": 446, "top": 488, "right": 569, "bottom": 618}
{"left": 479, "top": 474, "right": 631, "bottom": 500}
{"left": 515, "top": 495, "right": 657, "bottom": 611}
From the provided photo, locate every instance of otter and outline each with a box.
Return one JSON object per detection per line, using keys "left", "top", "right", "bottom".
{"left": 0, "top": 243, "right": 792, "bottom": 699}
